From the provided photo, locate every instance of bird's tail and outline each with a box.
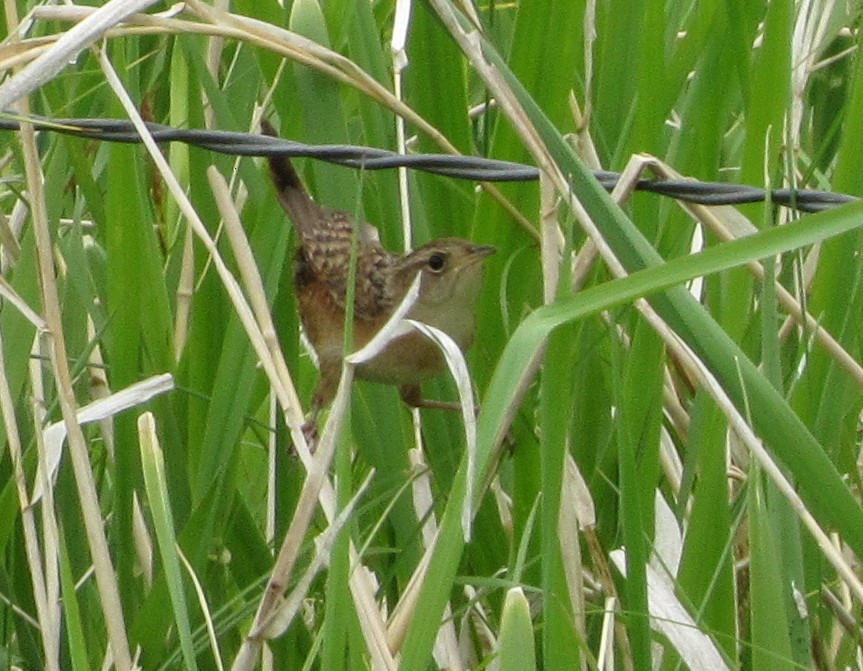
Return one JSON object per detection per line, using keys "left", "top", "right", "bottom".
{"left": 260, "top": 119, "right": 320, "bottom": 236}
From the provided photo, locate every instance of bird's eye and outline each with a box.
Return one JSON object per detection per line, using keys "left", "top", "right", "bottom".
{"left": 427, "top": 253, "right": 446, "bottom": 272}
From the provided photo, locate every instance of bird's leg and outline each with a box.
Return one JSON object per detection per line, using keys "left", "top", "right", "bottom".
{"left": 292, "top": 360, "right": 343, "bottom": 455}
{"left": 399, "top": 384, "right": 462, "bottom": 413}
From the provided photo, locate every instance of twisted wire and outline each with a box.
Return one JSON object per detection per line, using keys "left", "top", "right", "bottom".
{"left": 1, "top": 113, "right": 856, "bottom": 213}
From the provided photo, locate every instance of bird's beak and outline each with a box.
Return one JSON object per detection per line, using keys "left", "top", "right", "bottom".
{"left": 470, "top": 245, "right": 496, "bottom": 260}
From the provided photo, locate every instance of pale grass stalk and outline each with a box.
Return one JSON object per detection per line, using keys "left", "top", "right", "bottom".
{"left": 409, "top": 449, "right": 439, "bottom": 548}
{"left": 388, "top": 5, "right": 429, "bottom": 584}
{"left": 258, "top": 61, "right": 286, "bottom": 125}
{"left": 203, "top": 0, "right": 229, "bottom": 130}
{"left": 671, "top": 327, "right": 863, "bottom": 605}
{"left": 391, "top": 0, "right": 413, "bottom": 253}
{"left": 0, "top": 40, "right": 50, "bottom": 76}
{"left": 505, "top": 26, "right": 863, "bottom": 604}
{"left": 597, "top": 596, "right": 617, "bottom": 671}
{"left": 206, "top": 167, "right": 306, "bottom": 431}
{"left": 130, "top": 494, "right": 154, "bottom": 589}
{"left": 431, "top": 0, "right": 863, "bottom": 634}
{"left": 0, "top": 145, "right": 16, "bottom": 170}
{"left": 489, "top": 476, "right": 514, "bottom": 540}
{"left": 385, "top": 547, "right": 434, "bottom": 653}
{"left": 559, "top": 455, "right": 590, "bottom": 671}
{"left": 255, "top": 471, "right": 374, "bottom": 640}
{"left": 262, "top": 394, "right": 278, "bottom": 671}
{"left": 232, "top": 365, "right": 381, "bottom": 670}
{"left": 86, "top": 317, "right": 154, "bottom": 587}
{"left": 566, "top": 454, "right": 630, "bottom": 667}
{"left": 178, "top": 547, "right": 225, "bottom": 671}
{"left": 0, "top": 331, "right": 60, "bottom": 671}
{"left": 185, "top": 0, "right": 449, "bottom": 151}
{"left": 17, "top": 103, "right": 134, "bottom": 670}
{"left": 830, "top": 530, "right": 854, "bottom": 621}
{"left": 346, "top": 559, "right": 398, "bottom": 671}
{"left": 266, "top": 394, "right": 278, "bottom": 548}
{"left": 820, "top": 583, "right": 859, "bottom": 658}
{"left": 95, "top": 55, "right": 390, "bottom": 670}
{"left": 657, "top": 426, "right": 684, "bottom": 498}
{"left": 85, "top": 315, "right": 114, "bottom": 459}
{"left": 567, "top": 94, "right": 604, "bottom": 293}
{"left": 540, "top": 171, "right": 563, "bottom": 304}
{"left": 14, "top": 2, "right": 536, "bottom": 240}
{"left": 206, "top": 157, "right": 396, "bottom": 670}
{"left": 0, "top": 199, "right": 26, "bottom": 270}
{"left": 581, "top": 1, "right": 597, "bottom": 128}
{"left": 0, "top": 591, "right": 39, "bottom": 629}
{"left": 398, "top": 449, "right": 463, "bottom": 670}
{"left": 97, "top": 52, "right": 307, "bottom": 444}
{"left": 661, "top": 367, "right": 691, "bottom": 444}
{"left": 451, "top": 0, "right": 481, "bottom": 28}
{"left": 211, "top": 124, "right": 400, "bottom": 670}
{"left": 0, "top": 0, "right": 161, "bottom": 108}
{"left": 166, "top": 8, "right": 194, "bottom": 361}
{"left": 812, "top": 43, "right": 858, "bottom": 72}
{"left": 791, "top": 0, "right": 836, "bottom": 139}
{"left": 0, "top": 273, "right": 46, "bottom": 328}
{"left": 635, "top": 255, "right": 863, "bottom": 605}
{"left": 645, "top": 158, "right": 863, "bottom": 389}
{"left": 30, "top": 336, "right": 62, "bottom": 669}
{"left": 173, "top": 225, "right": 195, "bottom": 361}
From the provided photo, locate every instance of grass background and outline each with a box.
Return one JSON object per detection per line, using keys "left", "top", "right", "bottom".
{"left": 2, "top": 0, "right": 863, "bottom": 669}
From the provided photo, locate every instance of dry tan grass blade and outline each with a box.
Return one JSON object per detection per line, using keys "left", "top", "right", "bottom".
{"left": 15, "top": 94, "right": 134, "bottom": 671}
{"left": 94, "top": 49, "right": 396, "bottom": 669}
{"left": 31, "top": 373, "right": 175, "bottom": 505}
{"left": 0, "top": 0, "right": 161, "bottom": 108}
{"left": 0, "top": 332, "right": 61, "bottom": 670}
{"left": 8, "top": 1, "right": 536, "bottom": 241}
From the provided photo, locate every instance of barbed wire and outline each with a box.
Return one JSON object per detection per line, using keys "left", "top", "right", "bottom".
{"left": 1, "top": 113, "right": 857, "bottom": 214}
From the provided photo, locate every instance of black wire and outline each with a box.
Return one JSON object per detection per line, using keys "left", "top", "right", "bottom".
{"left": 1, "top": 112, "right": 857, "bottom": 214}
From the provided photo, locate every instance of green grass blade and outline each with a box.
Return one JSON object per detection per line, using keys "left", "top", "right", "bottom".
{"left": 497, "top": 587, "right": 537, "bottom": 671}
{"left": 139, "top": 412, "right": 200, "bottom": 671}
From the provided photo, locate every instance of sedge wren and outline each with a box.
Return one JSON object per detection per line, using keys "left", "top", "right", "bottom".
{"left": 262, "top": 122, "right": 495, "bottom": 417}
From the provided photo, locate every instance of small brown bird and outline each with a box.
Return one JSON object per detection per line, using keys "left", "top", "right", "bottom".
{"left": 262, "top": 122, "right": 495, "bottom": 419}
